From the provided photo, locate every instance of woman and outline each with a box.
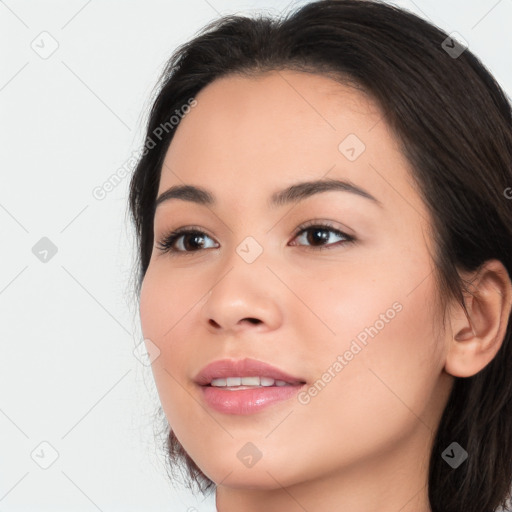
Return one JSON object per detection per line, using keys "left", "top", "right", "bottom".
{"left": 128, "top": 1, "right": 512, "bottom": 510}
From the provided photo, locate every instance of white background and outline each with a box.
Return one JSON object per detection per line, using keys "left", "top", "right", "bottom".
{"left": 1, "top": 1, "right": 511, "bottom": 511}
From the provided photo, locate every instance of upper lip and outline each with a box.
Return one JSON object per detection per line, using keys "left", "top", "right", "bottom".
{"left": 194, "top": 358, "right": 306, "bottom": 386}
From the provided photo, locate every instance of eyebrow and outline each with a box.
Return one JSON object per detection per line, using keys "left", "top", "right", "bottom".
{"left": 154, "top": 178, "right": 382, "bottom": 210}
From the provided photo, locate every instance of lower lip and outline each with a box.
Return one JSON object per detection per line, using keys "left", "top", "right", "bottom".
{"left": 199, "top": 384, "right": 304, "bottom": 415}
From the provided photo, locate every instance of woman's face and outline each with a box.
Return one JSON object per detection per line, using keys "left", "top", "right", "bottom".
{"left": 139, "top": 70, "right": 454, "bottom": 496}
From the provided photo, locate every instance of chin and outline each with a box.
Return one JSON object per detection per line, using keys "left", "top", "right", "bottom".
{"left": 208, "top": 468, "right": 294, "bottom": 491}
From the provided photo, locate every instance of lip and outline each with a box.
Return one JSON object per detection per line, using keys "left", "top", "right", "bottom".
{"left": 194, "top": 358, "right": 307, "bottom": 415}
{"left": 194, "top": 357, "right": 306, "bottom": 386}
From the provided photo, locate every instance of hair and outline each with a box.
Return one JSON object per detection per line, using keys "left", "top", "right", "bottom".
{"left": 128, "top": 0, "right": 512, "bottom": 510}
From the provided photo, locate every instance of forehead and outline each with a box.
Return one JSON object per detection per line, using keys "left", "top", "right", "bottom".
{"left": 164, "top": 70, "right": 385, "bottom": 170}
{"left": 158, "top": 70, "right": 426, "bottom": 221}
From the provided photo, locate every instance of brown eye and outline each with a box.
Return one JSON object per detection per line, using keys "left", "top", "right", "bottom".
{"left": 156, "top": 221, "right": 355, "bottom": 256}
{"left": 290, "top": 222, "right": 355, "bottom": 250}
{"left": 156, "top": 228, "right": 217, "bottom": 254}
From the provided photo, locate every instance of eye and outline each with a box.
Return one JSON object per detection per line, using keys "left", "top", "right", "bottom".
{"left": 290, "top": 220, "right": 355, "bottom": 250}
{"left": 155, "top": 221, "right": 355, "bottom": 256}
{"left": 155, "top": 226, "right": 218, "bottom": 255}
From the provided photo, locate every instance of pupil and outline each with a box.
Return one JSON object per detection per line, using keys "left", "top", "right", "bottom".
{"left": 186, "top": 233, "right": 204, "bottom": 250}
{"left": 309, "top": 228, "right": 328, "bottom": 245}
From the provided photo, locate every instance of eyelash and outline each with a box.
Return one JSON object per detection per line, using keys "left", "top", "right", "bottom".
{"left": 155, "top": 220, "right": 355, "bottom": 256}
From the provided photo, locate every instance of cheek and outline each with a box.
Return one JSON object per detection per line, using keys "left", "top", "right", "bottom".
{"left": 139, "top": 261, "right": 206, "bottom": 340}
{"left": 138, "top": 265, "right": 205, "bottom": 418}
{"left": 307, "top": 271, "right": 443, "bottom": 434}
{"left": 285, "top": 261, "right": 444, "bottom": 458}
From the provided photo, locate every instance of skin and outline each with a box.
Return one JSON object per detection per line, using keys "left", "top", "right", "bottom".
{"left": 138, "top": 70, "right": 512, "bottom": 512}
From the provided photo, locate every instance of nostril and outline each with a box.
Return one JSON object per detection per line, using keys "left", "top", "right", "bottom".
{"left": 244, "top": 318, "right": 261, "bottom": 325}
{"left": 208, "top": 318, "right": 261, "bottom": 328}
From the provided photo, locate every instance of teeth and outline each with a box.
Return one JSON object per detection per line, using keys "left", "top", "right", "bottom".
{"left": 260, "top": 377, "right": 275, "bottom": 386}
{"left": 210, "top": 376, "right": 293, "bottom": 387}
{"left": 239, "top": 376, "right": 260, "bottom": 386}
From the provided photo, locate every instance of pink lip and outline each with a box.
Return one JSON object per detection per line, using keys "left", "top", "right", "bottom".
{"left": 194, "top": 357, "right": 305, "bottom": 386}
{"left": 194, "top": 358, "right": 307, "bottom": 415}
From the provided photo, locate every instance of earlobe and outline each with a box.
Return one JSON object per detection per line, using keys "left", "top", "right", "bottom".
{"left": 444, "top": 260, "right": 512, "bottom": 378}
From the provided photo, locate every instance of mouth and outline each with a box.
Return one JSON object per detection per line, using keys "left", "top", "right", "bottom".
{"left": 194, "top": 357, "right": 306, "bottom": 387}
{"left": 207, "top": 375, "right": 301, "bottom": 389}
{"left": 194, "top": 357, "right": 307, "bottom": 415}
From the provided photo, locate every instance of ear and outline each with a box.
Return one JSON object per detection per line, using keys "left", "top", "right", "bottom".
{"left": 444, "top": 259, "right": 512, "bottom": 378}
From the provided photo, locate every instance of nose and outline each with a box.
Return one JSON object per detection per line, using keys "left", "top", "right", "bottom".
{"left": 200, "top": 254, "right": 283, "bottom": 335}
